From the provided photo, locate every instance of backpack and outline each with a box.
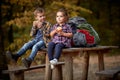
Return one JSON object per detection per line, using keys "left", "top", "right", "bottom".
{"left": 72, "top": 31, "right": 86, "bottom": 47}
{"left": 68, "top": 16, "right": 100, "bottom": 47}
{"left": 68, "top": 16, "right": 87, "bottom": 34}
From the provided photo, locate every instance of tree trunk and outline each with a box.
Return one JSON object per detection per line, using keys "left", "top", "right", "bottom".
{"left": 0, "top": 1, "right": 10, "bottom": 80}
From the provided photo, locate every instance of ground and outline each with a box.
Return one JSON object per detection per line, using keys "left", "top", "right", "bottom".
{"left": 25, "top": 53, "right": 120, "bottom": 80}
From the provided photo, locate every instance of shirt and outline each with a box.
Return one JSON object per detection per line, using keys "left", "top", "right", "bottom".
{"left": 30, "top": 21, "right": 51, "bottom": 47}
{"left": 51, "top": 23, "right": 72, "bottom": 47}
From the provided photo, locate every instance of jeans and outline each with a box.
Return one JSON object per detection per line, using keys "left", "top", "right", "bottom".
{"left": 16, "top": 39, "right": 45, "bottom": 61}
{"left": 48, "top": 42, "right": 65, "bottom": 60}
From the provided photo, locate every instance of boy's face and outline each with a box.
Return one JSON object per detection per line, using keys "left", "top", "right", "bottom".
{"left": 56, "top": 12, "right": 67, "bottom": 25}
{"left": 35, "top": 12, "right": 45, "bottom": 22}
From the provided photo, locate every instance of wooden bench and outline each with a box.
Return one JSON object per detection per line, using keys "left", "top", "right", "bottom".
{"left": 43, "top": 46, "right": 119, "bottom": 80}
{"left": 2, "top": 60, "right": 64, "bottom": 80}
{"left": 96, "top": 66, "right": 120, "bottom": 80}
{"left": 3, "top": 46, "right": 119, "bottom": 80}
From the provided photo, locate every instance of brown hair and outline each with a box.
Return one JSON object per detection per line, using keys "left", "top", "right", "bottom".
{"left": 34, "top": 7, "right": 45, "bottom": 16}
{"left": 57, "top": 8, "right": 69, "bottom": 17}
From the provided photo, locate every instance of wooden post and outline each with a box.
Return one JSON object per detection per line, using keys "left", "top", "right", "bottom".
{"left": 98, "top": 51, "right": 105, "bottom": 80}
{"left": 64, "top": 53, "right": 73, "bottom": 80}
{"left": 9, "top": 71, "right": 24, "bottom": 80}
{"left": 98, "top": 51, "right": 105, "bottom": 71}
{"left": 81, "top": 51, "right": 89, "bottom": 80}
{"left": 45, "top": 54, "right": 52, "bottom": 80}
{"left": 8, "top": 64, "right": 24, "bottom": 80}
{"left": 52, "top": 65, "right": 63, "bottom": 80}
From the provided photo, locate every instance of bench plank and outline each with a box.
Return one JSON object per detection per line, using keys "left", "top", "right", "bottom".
{"left": 3, "top": 62, "right": 65, "bottom": 73}
{"left": 96, "top": 66, "right": 120, "bottom": 78}
{"left": 3, "top": 64, "right": 45, "bottom": 74}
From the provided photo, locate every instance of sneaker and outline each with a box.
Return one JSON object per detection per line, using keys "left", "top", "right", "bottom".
{"left": 50, "top": 59, "right": 58, "bottom": 65}
{"left": 52, "top": 58, "right": 58, "bottom": 64}
{"left": 22, "top": 58, "right": 32, "bottom": 68}
{"left": 50, "top": 59, "right": 58, "bottom": 69}
{"left": 6, "top": 51, "right": 19, "bottom": 63}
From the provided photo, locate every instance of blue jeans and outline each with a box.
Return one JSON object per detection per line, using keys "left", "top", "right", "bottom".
{"left": 16, "top": 39, "right": 45, "bottom": 61}
{"left": 47, "top": 42, "right": 65, "bottom": 60}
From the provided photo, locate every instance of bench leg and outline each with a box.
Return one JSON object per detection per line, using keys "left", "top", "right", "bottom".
{"left": 52, "top": 65, "right": 63, "bottom": 80}
{"left": 9, "top": 71, "right": 24, "bottom": 80}
{"left": 81, "top": 51, "right": 89, "bottom": 80}
{"left": 98, "top": 51, "right": 104, "bottom": 71}
{"left": 7, "top": 64, "right": 24, "bottom": 80}
{"left": 98, "top": 51, "right": 105, "bottom": 80}
{"left": 45, "top": 54, "right": 52, "bottom": 80}
{"left": 64, "top": 54, "right": 73, "bottom": 80}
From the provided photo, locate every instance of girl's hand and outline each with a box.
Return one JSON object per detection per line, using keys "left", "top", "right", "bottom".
{"left": 57, "top": 31, "right": 64, "bottom": 36}
{"left": 56, "top": 27, "right": 62, "bottom": 32}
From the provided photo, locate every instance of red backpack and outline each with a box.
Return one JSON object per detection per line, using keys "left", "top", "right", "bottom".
{"left": 77, "top": 29, "right": 94, "bottom": 44}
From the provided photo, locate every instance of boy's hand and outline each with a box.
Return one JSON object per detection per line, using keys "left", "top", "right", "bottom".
{"left": 33, "top": 21, "right": 38, "bottom": 28}
{"left": 33, "top": 21, "right": 42, "bottom": 28}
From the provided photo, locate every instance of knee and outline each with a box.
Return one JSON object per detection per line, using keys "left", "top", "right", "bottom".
{"left": 48, "top": 42, "right": 54, "bottom": 46}
{"left": 32, "top": 45, "right": 39, "bottom": 50}
{"left": 23, "top": 43, "right": 29, "bottom": 48}
{"left": 55, "top": 44, "right": 64, "bottom": 50}
{"left": 56, "top": 43, "right": 64, "bottom": 47}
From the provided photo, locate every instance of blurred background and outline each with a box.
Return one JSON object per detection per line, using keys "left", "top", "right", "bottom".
{"left": 0, "top": 0, "right": 119, "bottom": 79}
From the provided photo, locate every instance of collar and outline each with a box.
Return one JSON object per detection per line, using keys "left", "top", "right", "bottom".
{"left": 55, "top": 23, "right": 67, "bottom": 27}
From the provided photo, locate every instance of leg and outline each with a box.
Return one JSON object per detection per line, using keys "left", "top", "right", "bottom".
{"left": 54, "top": 43, "right": 65, "bottom": 60}
{"left": 49, "top": 43, "right": 65, "bottom": 69}
{"left": 22, "top": 40, "right": 45, "bottom": 68}
{"left": 16, "top": 40, "right": 36, "bottom": 56}
{"left": 47, "top": 42, "right": 56, "bottom": 60}
{"left": 29, "top": 40, "right": 45, "bottom": 61}
{"left": 6, "top": 40, "right": 36, "bottom": 64}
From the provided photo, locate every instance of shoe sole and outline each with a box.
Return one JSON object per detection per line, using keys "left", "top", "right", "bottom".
{"left": 50, "top": 64, "right": 54, "bottom": 69}
{"left": 22, "top": 58, "right": 29, "bottom": 68}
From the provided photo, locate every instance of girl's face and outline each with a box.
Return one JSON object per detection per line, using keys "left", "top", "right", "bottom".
{"left": 35, "top": 12, "right": 46, "bottom": 22}
{"left": 56, "top": 12, "right": 68, "bottom": 25}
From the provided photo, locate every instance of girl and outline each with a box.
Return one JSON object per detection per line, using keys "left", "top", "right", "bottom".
{"left": 47, "top": 8, "right": 73, "bottom": 69}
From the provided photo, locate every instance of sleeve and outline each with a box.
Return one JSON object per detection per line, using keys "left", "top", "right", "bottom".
{"left": 67, "top": 25, "right": 72, "bottom": 33}
{"left": 30, "top": 26, "right": 37, "bottom": 37}
{"left": 50, "top": 24, "right": 56, "bottom": 32}
{"left": 43, "top": 22, "right": 52, "bottom": 37}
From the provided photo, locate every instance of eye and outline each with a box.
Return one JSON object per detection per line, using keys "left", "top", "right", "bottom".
{"left": 56, "top": 16, "right": 59, "bottom": 17}
{"left": 39, "top": 15, "right": 45, "bottom": 18}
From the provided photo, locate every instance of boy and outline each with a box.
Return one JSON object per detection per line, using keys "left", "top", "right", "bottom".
{"left": 6, "top": 7, "right": 51, "bottom": 68}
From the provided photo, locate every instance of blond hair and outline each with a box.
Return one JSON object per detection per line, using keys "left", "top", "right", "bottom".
{"left": 34, "top": 7, "right": 45, "bottom": 16}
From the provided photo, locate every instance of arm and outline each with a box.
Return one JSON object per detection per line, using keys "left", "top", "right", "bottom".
{"left": 50, "top": 29, "right": 57, "bottom": 38}
{"left": 62, "top": 32, "right": 73, "bottom": 38}
{"left": 43, "top": 22, "right": 52, "bottom": 37}
{"left": 58, "top": 25, "right": 73, "bottom": 38}
{"left": 30, "top": 21, "right": 37, "bottom": 37}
